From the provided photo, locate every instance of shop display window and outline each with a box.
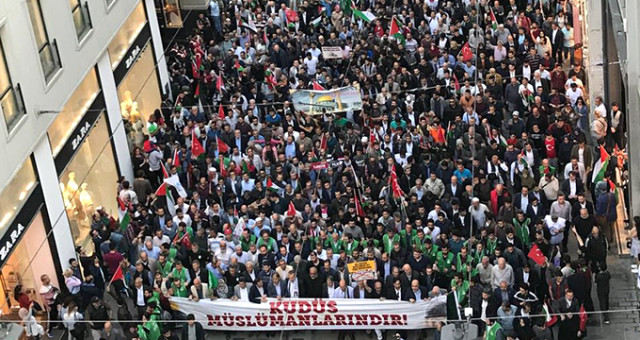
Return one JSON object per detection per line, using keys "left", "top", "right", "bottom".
{"left": 117, "top": 42, "right": 162, "bottom": 149}
{"left": 0, "top": 158, "right": 36, "bottom": 237}
{"left": 161, "top": 0, "right": 183, "bottom": 28}
{"left": 59, "top": 114, "right": 118, "bottom": 253}
{"left": 107, "top": 1, "right": 146, "bottom": 70}
{"left": 0, "top": 212, "right": 58, "bottom": 315}
{"left": 48, "top": 68, "right": 100, "bottom": 156}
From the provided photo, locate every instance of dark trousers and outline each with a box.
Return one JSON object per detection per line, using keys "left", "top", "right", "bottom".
{"left": 598, "top": 291, "right": 610, "bottom": 319}
{"left": 47, "top": 304, "right": 59, "bottom": 333}
{"left": 136, "top": 305, "right": 147, "bottom": 320}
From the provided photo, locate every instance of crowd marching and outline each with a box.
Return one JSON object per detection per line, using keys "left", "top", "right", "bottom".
{"left": 12, "top": 0, "right": 632, "bottom": 339}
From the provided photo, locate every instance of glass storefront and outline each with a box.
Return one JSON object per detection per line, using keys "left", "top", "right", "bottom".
{"left": 48, "top": 68, "right": 100, "bottom": 156}
{"left": 117, "top": 41, "right": 162, "bottom": 149}
{"left": 107, "top": 1, "right": 146, "bottom": 70}
{"left": 161, "top": 0, "right": 183, "bottom": 28}
{"left": 0, "top": 211, "right": 58, "bottom": 315}
{"left": 0, "top": 158, "right": 36, "bottom": 233}
{"left": 60, "top": 114, "right": 118, "bottom": 253}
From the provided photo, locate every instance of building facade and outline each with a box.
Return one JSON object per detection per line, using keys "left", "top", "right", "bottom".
{"left": 0, "top": 0, "right": 167, "bottom": 315}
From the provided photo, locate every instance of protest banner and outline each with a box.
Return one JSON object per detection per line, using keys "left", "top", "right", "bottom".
{"left": 321, "top": 46, "right": 343, "bottom": 59}
{"left": 347, "top": 260, "right": 378, "bottom": 281}
{"left": 170, "top": 296, "right": 446, "bottom": 331}
{"left": 291, "top": 86, "right": 362, "bottom": 115}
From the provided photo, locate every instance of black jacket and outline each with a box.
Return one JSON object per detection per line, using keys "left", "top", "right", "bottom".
{"left": 181, "top": 322, "right": 205, "bottom": 340}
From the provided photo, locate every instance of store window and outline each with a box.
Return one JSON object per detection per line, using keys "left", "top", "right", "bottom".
{"left": 48, "top": 68, "right": 100, "bottom": 156}
{"left": 161, "top": 0, "right": 183, "bottom": 28}
{"left": 0, "top": 212, "right": 58, "bottom": 315}
{"left": 117, "top": 42, "right": 162, "bottom": 148}
{"left": 60, "top": 114, "right": 118, "bottom": 253}
{"left": 107, "top": 2, "right": 146, "bottom": 70}
{"left": 0, "top": 158, "right": 36, "bottom": 236}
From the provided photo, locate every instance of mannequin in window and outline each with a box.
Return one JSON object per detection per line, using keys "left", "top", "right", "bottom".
{"left": 130, "top": 103, "right": 145, "bottom": 147}
{"left": 120, "top": 91, "right": 134, "bottom": 120}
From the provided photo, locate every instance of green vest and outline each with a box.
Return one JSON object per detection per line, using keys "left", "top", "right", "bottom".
{"left": 256, "top": 237, "right": 277, "bottom": 252}
{"left": 382, "top": 234, "right": 400, "bottom": 253}
{"left": 157, "top": 260, "right": 173, "bottom": 278}
{"left": 450, "top": 279, "right": 470, "bottom": 307}
{"left": 241, "top": 234, "right": 257, "bottom": 251}
{"left": 343, "top": 240, "right": 359, "bottom": 256}
{"left": 512, "top": 217, "right": 531, "bottom": 247}
{"left": 436, "top": 251, "right": 455, "bottom": 275}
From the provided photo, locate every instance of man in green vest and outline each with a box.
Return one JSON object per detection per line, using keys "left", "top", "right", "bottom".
{"left": 240, "top": 229, "right": 257, "bottom": 251}
{"left": 436, "top": 244, "right": 455, "bottom": 277}
{"left": 156, "top": 254, "right": 173, "bottom": 278}
{"left": 382, "top": 228, "right": 401, "bottom": 254}
{"left": 170, "top": 260, "right": 191, "bottom": 283}
{"left": 327, "top": 232, "right": 343, "bottom": 253}
{"left": 342, "top": 233, "right": 359, "bottom": 256}
{"left": 170, "top": 277, "right": 189, "bottom": 298}
{"left": 423, "top": 238, "right": 439, "bottom": 264}
{"left": 400, "top": 224, "right": 417, "bottom": 250}
{"left": 256, "top": 229, "right": 277, "bottom": 252}
{"left": 512, "top": 211, "right": 531, "bottom": 250}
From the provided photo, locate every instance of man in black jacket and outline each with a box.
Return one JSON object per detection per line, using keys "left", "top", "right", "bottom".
{"left": 181, "top": 314, "right": 205, "bottom": 340}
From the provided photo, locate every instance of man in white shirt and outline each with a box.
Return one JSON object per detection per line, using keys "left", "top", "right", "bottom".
{"left": 303, "top": 52, "right": 318, "bottom": 76}
{"left": 286, "top": 272, "right": 300, "bottom": 298}
{"left": 233, "top": 277, "right": 252, "bottom": 302}
{"left": 333, "top": 279, "right": 354, "bottom": 298}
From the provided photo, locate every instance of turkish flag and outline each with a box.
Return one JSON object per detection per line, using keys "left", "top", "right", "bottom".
{"left": 191, "top": 129, "right": 205, "bottom": 159}
{"left": 217, "top": 137, "right": 229, "bottom": 154}
{"left": 287, "top": 201, "right": 297, "bottom": 217}
{"left": 528, "top": 244, "right": 546, "bottom": 265}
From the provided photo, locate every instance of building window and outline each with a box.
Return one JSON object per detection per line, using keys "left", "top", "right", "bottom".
{"left": 26, "top": 0, "right": 62, "bottom": 81}
{"left": 0, "top": 40, "right": 26, "bottom": 131}
{"left": 70, "top": 0, "right": 92, "bottom": 40}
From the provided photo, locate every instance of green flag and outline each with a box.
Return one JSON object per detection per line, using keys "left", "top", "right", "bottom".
{"left": 486, "top": 322, "right": 502, "bottom": 340}
{"left": 119, "top": 211, "right": 130, "bottom": 232}
{"left": 340, "top": 0, "right": 353, "bottom": 16}
{"left": 209, "top": 269, "right": 219, "bottom": 289}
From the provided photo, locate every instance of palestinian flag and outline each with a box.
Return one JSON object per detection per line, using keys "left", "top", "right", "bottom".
{"left": 320, "top": 133, "right": 328, "bottom": 152}
{"left": 217, "top": 136, "right": 230, "bottom": 154}
{"left": 191, "top": 129, "right": 205, "bottom": 159}
{"left": 117, "top": 197, "right": 131, "bottom": 232}
{"left": 445, "top": 121, "right": 454, "bottom": 141}
{"left": 340, "top": 0, "right": 353, "bottom": 16}
{"left": 543, "top": 302, "right": 558, "bottom": 327}
{"left": 160, "top": 162, "right": 170, "bottom": 179}
{"left": 240, "top": 17, "right": 258, "bottom": 33}
{"left": 219, "top": 156, "right": 228, "bottom": 177}
{"left": 216, "top": 74, "right": 225, "bottom": 94}
{"left": 312, "top": 81, "right": 326, "bottom": 91}
{"left": 354, "top": 192, "right": 365, "bottom": 217}
{"left": 389, "top": 17, "right": 405, "bottom": 45}
{"left": 489, "top": 8, "right": 499, "bottom": 30}
{"left": 486, "top": 322, "right": 502, "bottom": 340}
{"left": 265, "top": 70, "right": 278, "bottom": 89}
{"left": 241, "top": 159, "right": 254, "bottom": 174}
{"left": 591, "top": 145, "right": 609, "bottom": 184}
{"left": 310, "top": 15, "right": 322, "bottom": 27}
{"left": 194, "top": 82, "right": 200, "bottom": 99}
{"left": 166, "top": 186, "right": 176, "bottom": 215}
{"left": 519, "top": 150, "right": 529, "bottom": 167}
{"left": 172, "top": 148, "right": 181, "bottom": 171}
{"left": 267, "top": 177, "right": 281, "bottom": 192}
{"left": 351, "top": 1, "right": 376, "bottom": 22}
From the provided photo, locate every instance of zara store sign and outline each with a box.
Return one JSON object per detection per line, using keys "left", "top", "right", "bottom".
{"left": 0, "top": 223, "right": 25, "bottom": 262}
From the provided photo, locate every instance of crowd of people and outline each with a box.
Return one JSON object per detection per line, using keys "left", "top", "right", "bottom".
{"left": 13, "top": 0, "right": 632, "bottom": 340}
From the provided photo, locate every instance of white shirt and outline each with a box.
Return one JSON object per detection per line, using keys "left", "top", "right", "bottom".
{"left": 288, "top": 279, "right": 299, "bottom": 298}
{"left": 239, "top": 287, "right": 249, "bottom": 302}
{"left": 136, "top": 287, "right": 145, "bottom": 306}
{"left": 395, "top": 289, "right": 402, "bottom": 301}
{"left": 304, "top": 56, "right": 319, "bottom": 75}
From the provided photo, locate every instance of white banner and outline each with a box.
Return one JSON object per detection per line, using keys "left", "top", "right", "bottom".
{"left": 170, "top": 296, "right": 446, "bottom": 331}
{"left": 291, "top": 86, "right": 362, "bottom": 115}
{"left": 321, "top": 46, "right": 343, "bottom": 59}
